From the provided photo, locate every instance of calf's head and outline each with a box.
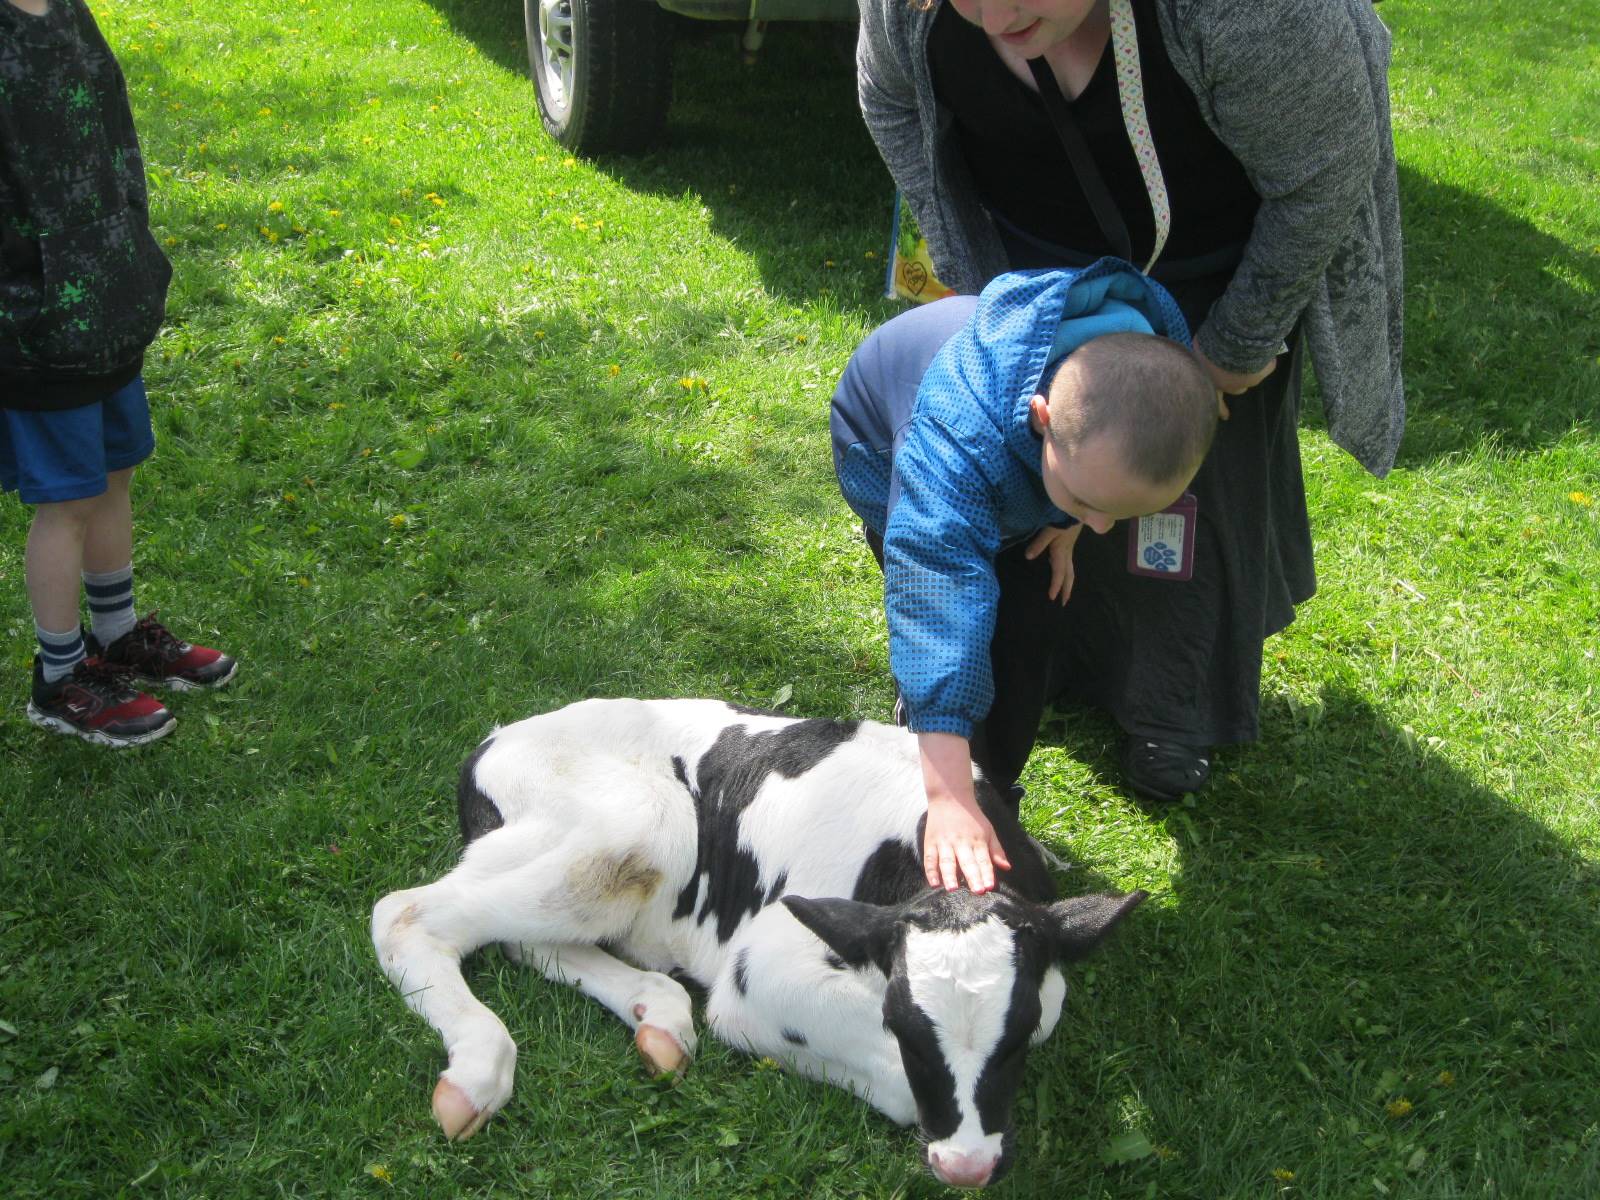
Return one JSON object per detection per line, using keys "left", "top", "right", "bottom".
{"left": 784, "top": 886, "right": 1146, "bottom": 1190}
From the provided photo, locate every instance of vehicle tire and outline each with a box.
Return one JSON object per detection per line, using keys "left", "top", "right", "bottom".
{"left": 526, "top": 0, "right": 674, "bottom": 155}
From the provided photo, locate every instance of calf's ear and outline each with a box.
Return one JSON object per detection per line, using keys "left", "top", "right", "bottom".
{"left": 782, "top": 896, "right": 899, "bottom": 976}
{"left": 1043, "top": 890, "right": 1148, "bottom": 963}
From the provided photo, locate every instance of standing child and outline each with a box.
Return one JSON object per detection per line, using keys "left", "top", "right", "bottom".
{"left": 2, "top": 0, "right": 235, "bottom": 747}
{"left": 831, "top": 259, "right": 1216, "bottom": 892}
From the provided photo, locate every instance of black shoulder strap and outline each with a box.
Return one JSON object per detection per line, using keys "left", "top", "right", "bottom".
{"left": 1027, "top": 56, "right": 1132, "bottom": 264}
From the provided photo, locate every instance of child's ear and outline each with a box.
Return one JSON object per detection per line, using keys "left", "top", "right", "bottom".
{"left": 1029, "top": 393, "right": 1051, "bottom": 431}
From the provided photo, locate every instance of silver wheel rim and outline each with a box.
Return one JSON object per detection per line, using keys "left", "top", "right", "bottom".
{"left": 536, "top": 0, "right": 575, "bottom": 123}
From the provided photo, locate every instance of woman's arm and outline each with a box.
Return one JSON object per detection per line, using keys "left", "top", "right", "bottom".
{"left": 1175, "top": 0, "right": 1387, "bottom": 375}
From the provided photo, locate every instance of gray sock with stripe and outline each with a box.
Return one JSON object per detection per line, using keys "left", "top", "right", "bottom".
{"left": 37, "top": 624, "right": 86, "bottom": 685}
{"left": 84, "top": 564, "right": 137, "bottom": 647}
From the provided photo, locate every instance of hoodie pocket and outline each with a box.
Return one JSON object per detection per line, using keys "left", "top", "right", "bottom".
{"left": 18, "top": 207, "right": 172, "bottom": 375}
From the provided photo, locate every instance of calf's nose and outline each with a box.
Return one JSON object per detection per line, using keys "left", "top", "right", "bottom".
{"left": 929, "top": 1148, "right": 997, "bottom": 1189}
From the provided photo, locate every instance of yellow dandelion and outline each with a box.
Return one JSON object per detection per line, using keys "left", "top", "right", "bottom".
{"left": 367, "top": 97, "right": 380, "bottom": 106}
{"left": 215, "top": 223, "right": 228, "bottom": 231}
{"left": 1570, "top": 491, "right": 1592, "bottom": 506}
{"left": 282, "top": 492, "right": 297, "bottom": 503}
{"left": 865, "top": 250, "right": 877, "bottom": 259}
{"left": 795, "top": 334, "right": 808, "bottom": 344}
{"left": 428, "top": 104, "right": 440, "bottom": 112}
{"left": 365, "top": 1163, "right": 393, "bottom": 1184}
{"left": 164, "top": 236, "right": 178, "bottom": 246}
{"left": 607, "top": 364, "right": 620, "bottom": 377}
{"left": 430, "top": 195, "right": 445, "bottom": 206}
{"left": 360, "top": 448, "right": 373, "bottom": 457}
{"left": 571, "top": 217, "right": 588, "bottom": 230}
{"left": 326, "top": 208, "right": 342, "bottom": 217}
{"left": 451, "top": 351, "right": 464, "bottom": 361}
{"left": 272, "top": 336, "right": 286, "bottom": 345}
{"left": 257, "top": 106, "right": 272, "bottom": 117}
{"left": 1436, "top": 1070, "right": 1455, "bottom": 1087}
{"left": 389, "top": 514, "right": 408, "bottom": 529}
{"left": 1385, "top": 1098, "right": 1413, "bottom": 1119}
{"left": 197, "top": 141, "right": 208, "bottom": 153}
{"left": 328, "top": 402, "right": 345, "bottom": 410}
{"left": 679, "top": 377, "right": 696, "bottom": 390}
{"left": 534, "top": 330, "right": 545, "bottom": 340}
{"left": 1273, "top": 1168, "right": 1296, "bottom": 1183}
{"left": 824, "top": 259, "right": 835, "bottom": 268}
{"left": 562, "top": 156, "right": 576, "bottom": 168}
{"left": 267, "top": 200, "right": 284, "bottom": 213}
{"left": 389, "top": 216, "right": 402, "bottom": 227}
{"left": 297, "top": 576, "right": 311, "bottom": 587}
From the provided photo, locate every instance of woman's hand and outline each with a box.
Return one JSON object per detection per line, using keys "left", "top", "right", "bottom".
{"left": 1192, "top": 338, "right": 1277, "bottom": 420}
{"left": 1025, "top": 523, "right": 1083, "bottom": 605}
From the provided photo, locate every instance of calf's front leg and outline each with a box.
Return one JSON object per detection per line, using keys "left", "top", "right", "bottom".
{"left": 501, "top": 940, "right": 698, "bottom": 1075}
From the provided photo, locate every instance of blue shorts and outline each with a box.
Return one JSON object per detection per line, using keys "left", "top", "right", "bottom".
{"left": 0, "top": 378, "right": 156, "bottom": 504}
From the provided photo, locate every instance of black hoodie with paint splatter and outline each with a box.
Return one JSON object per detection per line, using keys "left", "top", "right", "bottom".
{"left": 0, "top": 0, "right": 171, "bottom": 410}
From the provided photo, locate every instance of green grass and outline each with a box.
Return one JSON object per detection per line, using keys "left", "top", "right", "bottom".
{"left": 1, "top": 0, "right": 1597, "bottom": 1196}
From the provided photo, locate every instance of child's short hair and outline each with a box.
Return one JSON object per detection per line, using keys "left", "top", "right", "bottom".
{"left": 1045, "top": 332, "right": 1218, "bottom": 486}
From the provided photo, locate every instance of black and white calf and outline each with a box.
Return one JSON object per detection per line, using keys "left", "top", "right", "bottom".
{"left": 372, "top": 699, "right": 1145, "bottom": 1189}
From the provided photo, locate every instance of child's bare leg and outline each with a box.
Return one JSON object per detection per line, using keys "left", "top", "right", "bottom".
{"left": 82, "top": 467, "right": 134, "bottom": 575}
{"left": 24, "top": 494, "right": 96, "bottom": 632}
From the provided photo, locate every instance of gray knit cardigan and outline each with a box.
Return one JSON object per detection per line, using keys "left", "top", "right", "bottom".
{"left": 857, "top": 0, "right": 1406, "bottom": 476}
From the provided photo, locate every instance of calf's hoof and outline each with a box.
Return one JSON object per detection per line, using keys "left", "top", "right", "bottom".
{"left": 432, "top": 1076, "right": 491, "bottom": 1140}
{"left": 635, "top": 1023, "right": 688, "bottom": 1078}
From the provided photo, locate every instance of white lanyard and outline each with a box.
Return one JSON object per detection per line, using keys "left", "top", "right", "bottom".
{"left": 1107, "top": 0, "right": 1171, "bottom": 273}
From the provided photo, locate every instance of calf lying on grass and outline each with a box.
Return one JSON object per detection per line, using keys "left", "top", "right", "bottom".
{"left": 372, "top": 698, "right": 1145, "bottom": 1189}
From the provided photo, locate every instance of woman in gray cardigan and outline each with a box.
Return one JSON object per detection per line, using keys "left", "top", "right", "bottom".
{"left": 854, "top": 0, "right": 1404, "bottom": 802}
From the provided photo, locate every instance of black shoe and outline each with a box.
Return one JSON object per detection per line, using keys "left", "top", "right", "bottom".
{"left": 1121, "top": 736, "right": 1211, "bottom": 802}
{"left": 27, "top": 656, "right": 176, "bottom": 748}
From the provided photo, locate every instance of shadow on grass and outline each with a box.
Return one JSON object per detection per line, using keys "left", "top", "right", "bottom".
{"left": 1026, "top": 685, "right": 1600, "bottom": 1196}
{"left": 418, "top": 0, "right": 887, "bottom": 314}
{"left": 1360, "top": 167, "right": 1598, "bottom": 462}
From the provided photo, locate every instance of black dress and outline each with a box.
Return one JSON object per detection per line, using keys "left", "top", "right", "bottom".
{"left": 926, "top": 1, "right": 1316, "bottom": 783}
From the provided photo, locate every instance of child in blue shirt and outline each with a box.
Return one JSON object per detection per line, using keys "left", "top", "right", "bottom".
{"left": 2, "top": 0, "right": 236, "bottom": 746}
{"left": 832, "top": 260, "right": 1215, "bottom": 892}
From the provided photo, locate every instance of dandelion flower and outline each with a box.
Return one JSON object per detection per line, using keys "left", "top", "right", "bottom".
{"left": 257, "top": 106, "right": 272, "bottom": 116}
{"left": 268, "top": 200, "right": 284, "bottom": 213}
{"left": 1570, "top": 491, "right": 1592, "bottom": 506}
{"left": 1385, "top": 1098, "right": 1413, "bottom": 1119}
{"left": 1273, "top": 1169, "right": 1295, "bottom": 1183}
{"left": 390, "top": 514, "right": 409, "bottom": 529}
{"left": 215, "top": 223, "right": 228, "bottom": 231}
{"left": 1436, "top": 1070, "right": 1455, "bottom": 1087}
{"left": 607, "top": 364, "right": 620, "bottom": 376}
{"left": 365, "top": 1163, "right": 393, "bottom": 1183}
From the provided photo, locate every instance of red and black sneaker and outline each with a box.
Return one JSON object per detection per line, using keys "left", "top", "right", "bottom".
{"left": 27, "top": 656, "right": 177, "bottom": 748}
{"left": 87, "top": 613, "right": 238, "bottom": 692}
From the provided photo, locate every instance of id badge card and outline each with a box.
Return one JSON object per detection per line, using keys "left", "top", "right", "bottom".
{"left": 1126, "top": 491, "right": 1197, "bottom": 580}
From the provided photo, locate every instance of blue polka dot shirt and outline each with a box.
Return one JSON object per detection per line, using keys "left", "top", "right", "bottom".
{"left": 832, "top": 259, "right": 1190, "bottom": 739}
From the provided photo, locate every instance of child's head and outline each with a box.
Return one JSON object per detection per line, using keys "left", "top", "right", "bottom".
{"left": 1030, "top": 332, "right": 1217, "bottom": 532}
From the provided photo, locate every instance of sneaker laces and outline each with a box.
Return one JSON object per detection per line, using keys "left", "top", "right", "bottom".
{"left": 72, "top": 656, "right": 140, "bottom": 703}
{"left": 121, "top": 612, "right": 186, "bottom": 665}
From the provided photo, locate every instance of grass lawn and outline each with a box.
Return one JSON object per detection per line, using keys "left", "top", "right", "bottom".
{"left": 1, "top": 0, "right": 1597, "bottom": 1196}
